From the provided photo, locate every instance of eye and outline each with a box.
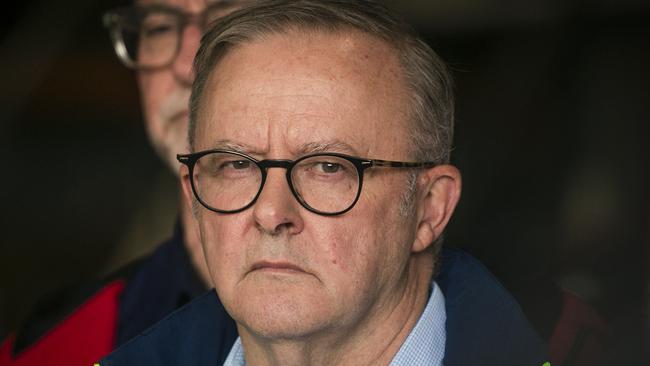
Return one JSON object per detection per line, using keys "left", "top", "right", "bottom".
{"left": 144, "top": 24, "right": 173, "bottom": 37}
{"left": 302, "top": 159, "right": 350, "bottom": 178}
{"left": 218, "top": 159, "right": 257, "bottom": 178}
{"left": 295, "top": 155, "right": 356, "bottom": 183}
{"left": 198, "top": 154, "right": 257, "bottom": 178}
{"left": 223, "top": 160, "right": 251, "bottom": 170}
{"left": 316, "top": 162, "right": 342, "bottom": 174}
{"left": 140, "top": 14, "right": 177, "bottom": 38}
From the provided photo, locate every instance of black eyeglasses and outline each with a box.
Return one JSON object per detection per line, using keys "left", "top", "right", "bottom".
{"left": 102, "top": 1, "right": 248, "bottom": 70}
{"left": 177, "top": 150, "right": 437, "bottom": 216}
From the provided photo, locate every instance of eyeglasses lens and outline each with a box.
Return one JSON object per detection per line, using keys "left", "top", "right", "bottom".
{"left": 115, "top": 9, "right": 180, "bottom": 68}
{"left": 291, "top": 155, "right": 359, "bottom": 213}
{"left": 191, "top": 152, "right": 360, "bottom": 214}
{"left": 193, "top": 152, "right": 262, "bottom": 212}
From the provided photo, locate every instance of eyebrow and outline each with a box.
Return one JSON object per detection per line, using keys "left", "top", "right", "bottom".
{"left": 208, "top": 140, "right": 262, "bottom": 154}
{"left": 205, "top": 139, "right": 359, "bottom": 157}
{"left": 296, "top": 140, "right": 359, "bottom": 156}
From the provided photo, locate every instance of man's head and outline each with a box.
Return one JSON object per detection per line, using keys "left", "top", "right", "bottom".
{"left": 188, "top": 0, "right": 455, "bottom": 165}
{"left": 104, "top": 0, "right": 247, "bottom": 173}
{"left": 180, "top": 0, "right": 461, "bottom": 349}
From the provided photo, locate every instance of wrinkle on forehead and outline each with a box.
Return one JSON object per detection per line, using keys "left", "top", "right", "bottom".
{"left": 205, "top": 139, "right": 360, "bottom": 161}
{"left": 206, "top": 139, "right": 262, "bottom": 155}
{"left": 214, "top": 30, "right": 404, "bottom": 97}
{"left": 296, "top": 140, "right": 359, "bottom": 156}
{"left": 197, "top": 30, "right": 411, "bottom": 160}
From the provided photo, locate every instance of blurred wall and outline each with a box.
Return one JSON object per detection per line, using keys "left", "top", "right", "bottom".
{"left": 0, "top": 0, "right": 648, "bottom": 363}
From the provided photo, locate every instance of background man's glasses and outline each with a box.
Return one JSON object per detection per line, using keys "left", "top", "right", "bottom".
{"left": 103, "top": 1, "right": 245, "bottom": 69}
{"left": 178, "top": 150, "right": 437, "bottom": 216}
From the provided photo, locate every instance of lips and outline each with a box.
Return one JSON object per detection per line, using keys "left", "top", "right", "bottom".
{"left": 249, "top": 260, "right": 307, "bottom": 274}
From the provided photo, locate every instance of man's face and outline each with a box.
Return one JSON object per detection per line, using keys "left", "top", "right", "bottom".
{"left": 191, "top": 30, "right": 423, "bottom": 340}
{"left": 136, "top": 0, "right": 241, "bottom": 173}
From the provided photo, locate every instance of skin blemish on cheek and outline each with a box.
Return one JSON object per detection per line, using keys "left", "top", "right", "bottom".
{"left": 328, "top": 240, "right": 348, "bottom": 271}
{"left": 331, "top": 241, "right": 338, "bottom": 265}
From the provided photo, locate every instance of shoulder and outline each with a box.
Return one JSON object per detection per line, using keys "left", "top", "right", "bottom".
{"left": 97, "top": 247, "right": 548, "bottom": 366}
{"left": 99, "top": 291, "right": 237, "bottom": 366}
{"left": 0, "top": 234, "right": 177, "bottom": 365}
{"left": 0, "top": 279, "right": 126, "bottom": 365}
{"left": 437, "top": 247, "right": 550, "bottom": 366}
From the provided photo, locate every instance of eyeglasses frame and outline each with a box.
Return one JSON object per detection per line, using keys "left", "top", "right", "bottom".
{"left": 177, "top": 149, "right": 437, "bottom": 216}
{"left": 102, "top": 1, "right": 244, "bottom": 70}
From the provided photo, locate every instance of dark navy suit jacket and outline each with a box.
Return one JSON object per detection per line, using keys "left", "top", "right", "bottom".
{"left": 100, "top": 246, "right": 549, "bottom": 365}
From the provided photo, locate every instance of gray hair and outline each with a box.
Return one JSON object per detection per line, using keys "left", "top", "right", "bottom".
{"left": 188, "top": 0, "right": 455, "bottom": 165}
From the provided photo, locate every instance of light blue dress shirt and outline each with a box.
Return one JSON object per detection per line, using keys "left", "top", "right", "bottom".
{"left": 223, "top": 281, "right": 446, "bottom": 366}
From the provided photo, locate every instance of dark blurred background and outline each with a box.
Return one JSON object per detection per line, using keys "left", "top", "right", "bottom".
{"left": 0, "top": 0, "right": 648, "bottom": 363}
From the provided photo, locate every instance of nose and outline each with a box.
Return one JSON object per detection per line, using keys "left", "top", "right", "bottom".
{"left": 252, "top": 169, "right": 304, "bottom": 236}
{"left": 171, "top": 24, "right": 201, "bottom": 85}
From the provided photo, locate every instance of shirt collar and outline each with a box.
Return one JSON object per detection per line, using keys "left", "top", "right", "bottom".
{"left": 389, "top": 281, "right": 446, "bottom": 366}
{"left": 223, "top": 281, "right": 446, "bottom": 366}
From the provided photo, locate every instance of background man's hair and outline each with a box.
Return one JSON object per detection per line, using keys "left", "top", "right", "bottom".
{"left": 188, "top": 0, "right": 455, "bottom": 165}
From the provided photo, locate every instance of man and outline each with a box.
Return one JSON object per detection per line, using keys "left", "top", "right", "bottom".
{"left": 0, "top": 1, "right": 245, "bottom": 365}
{"left": 100, "top": 1, "right": 549, "bottom": 365}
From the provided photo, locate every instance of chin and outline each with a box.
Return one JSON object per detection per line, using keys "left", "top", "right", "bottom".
{"left": 230, "top": 282, "right": 336, "bottom": 340}
{"left": 240, "top": 309, "right": 329, "bottom": 341}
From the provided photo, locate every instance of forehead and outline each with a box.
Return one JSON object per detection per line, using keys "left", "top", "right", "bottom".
{"left": 196, "top": 29, "right": 411, "bottom": 156}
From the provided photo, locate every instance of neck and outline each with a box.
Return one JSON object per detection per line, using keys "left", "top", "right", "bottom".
{"left": 179, "top": 187, "right": 213, "bottom": 287}
{"left": 239, "top": 252, "right": 434, "bottom": 366}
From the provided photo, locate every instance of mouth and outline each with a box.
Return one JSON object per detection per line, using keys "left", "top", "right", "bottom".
{"left": 249, "top": 260, "right": 307, "bottom": 275}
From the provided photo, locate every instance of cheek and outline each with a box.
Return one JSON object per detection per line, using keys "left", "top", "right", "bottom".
{"left": 198, "top": 213, "right": 258, "bottom": 283}
{"left": 138, "top": 72, "right": 167, "bottom": 124}
{"left": 323, "top": 190, "right": 411, "bottom": 281}
{"left": 137, "top": 74, "right": 155, "bottom": 113}
{"left": 198, "top": 217, "right": 242, "bottom": 281}
{"left": 313, "top": 215, "right": 381, "bottom": 281}
{"left": 321, "top": 231, "right": 352, "bottom": 273}
{"left": 310, "top": 219, "right": 399, "bottom": 314}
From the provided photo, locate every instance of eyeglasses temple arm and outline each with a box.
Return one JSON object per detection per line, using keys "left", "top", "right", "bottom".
{"left": 370, "top": 159, "right": 437, "bottom": 168}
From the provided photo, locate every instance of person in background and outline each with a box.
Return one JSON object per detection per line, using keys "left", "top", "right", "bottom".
{"left": 0, "top": 1, "right": 247, "bottom": 365}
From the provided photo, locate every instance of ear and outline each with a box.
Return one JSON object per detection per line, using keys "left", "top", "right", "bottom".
{"left": 412, "top": 164, "right": 462, "bottom": 253}
{"left": 180, "top": 164, "right": 195, "bottom": 213}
